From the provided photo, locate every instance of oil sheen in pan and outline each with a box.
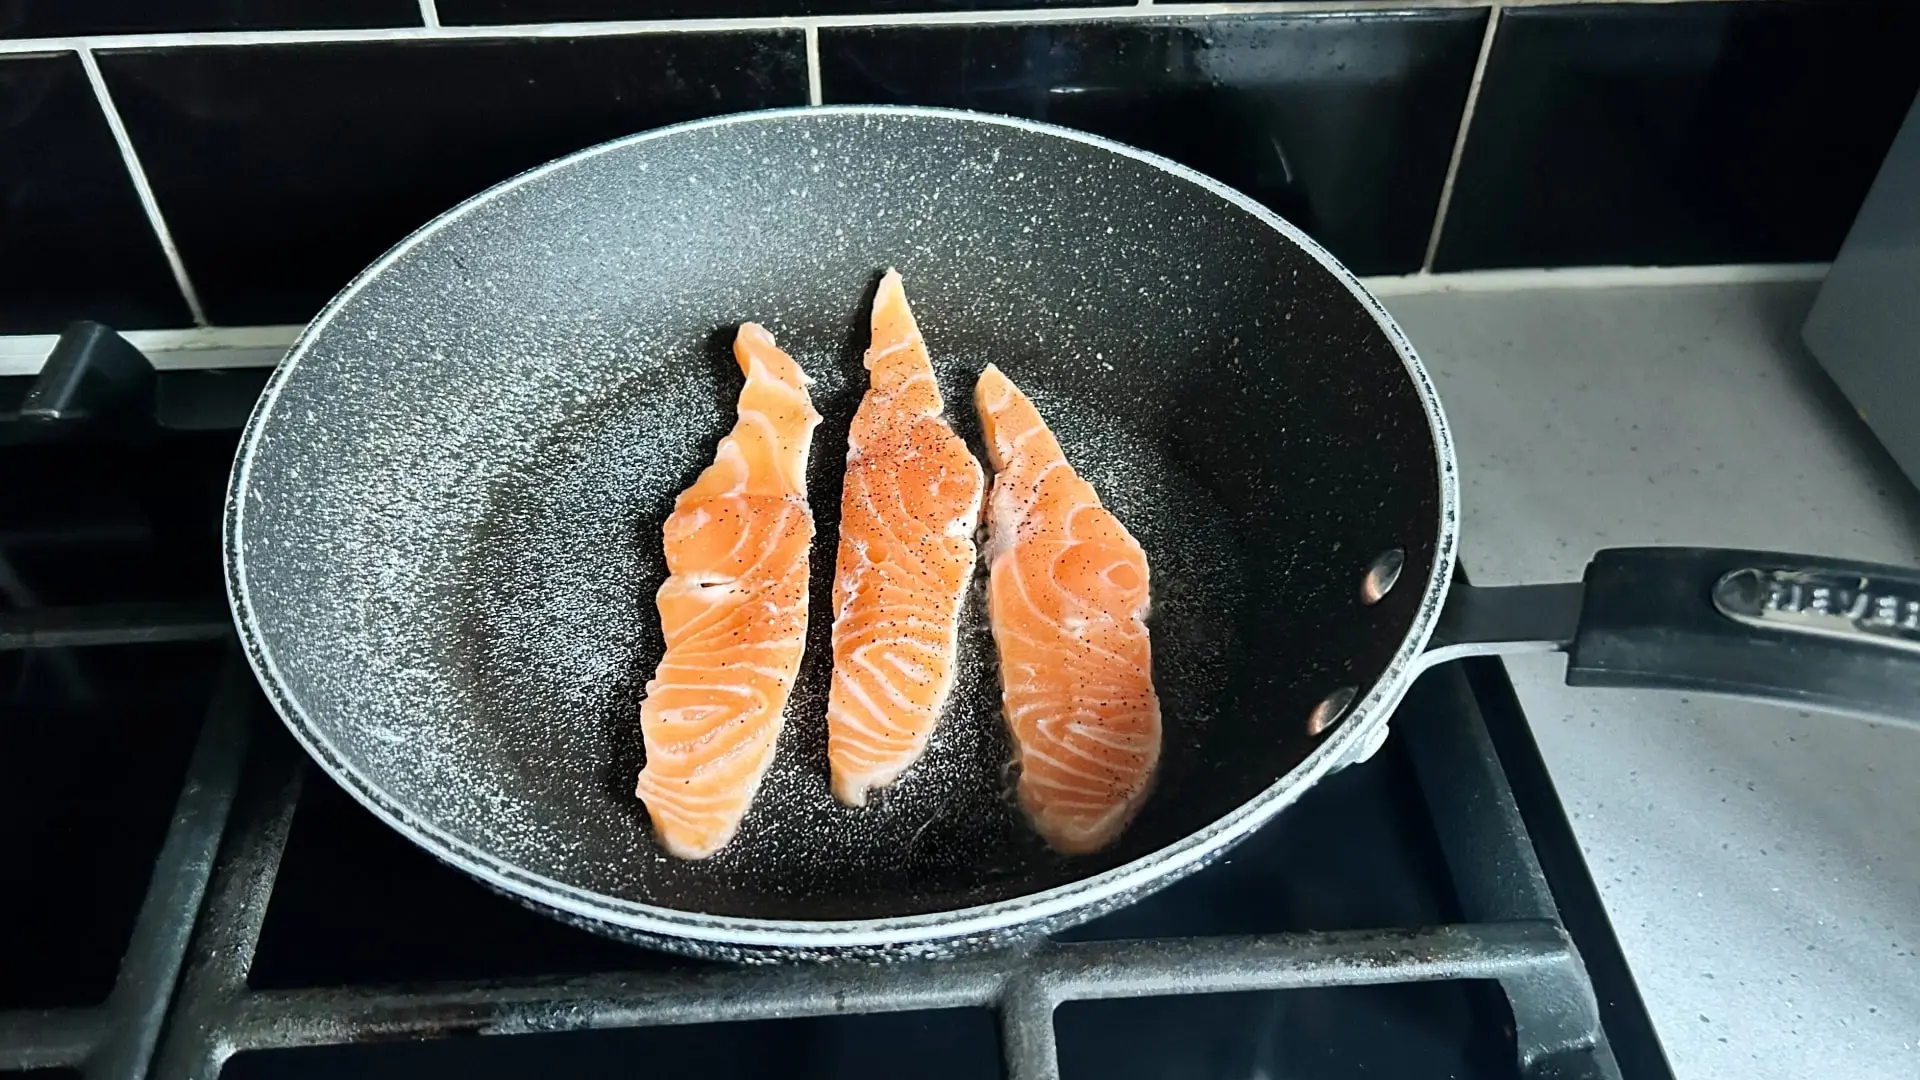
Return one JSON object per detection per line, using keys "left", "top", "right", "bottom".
{"left": 453, "top": 323, "right": 1248, "bottom": 921}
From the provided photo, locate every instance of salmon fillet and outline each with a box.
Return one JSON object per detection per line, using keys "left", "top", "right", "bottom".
{"left": 634, "top": 323, "right": 820, "bottom": 859}
{"left": 826, "top": 270, "right": 987, "bottom": 805}
{"left": 976, "top": 364, "right": 1160, "bottom": 854}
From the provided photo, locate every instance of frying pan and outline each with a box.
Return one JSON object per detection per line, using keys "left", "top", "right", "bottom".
{"left": 225, "top": 106, "right": 1920, "bottom": 961}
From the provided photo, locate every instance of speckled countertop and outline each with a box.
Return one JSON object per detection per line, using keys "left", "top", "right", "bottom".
{"left": 1383, "top": 280, "right": 1920, "bottom": 1080}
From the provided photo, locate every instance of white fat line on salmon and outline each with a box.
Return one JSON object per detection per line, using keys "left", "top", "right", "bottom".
{"left": 842, "top": 507, "right": 932, "bottom": 589}
{"left": 1046, "top": 732, "right": 1147, "bottom": 776}
{"left": 1025, "top": 770, "right": 1131, "bottom": 801}
{"left": 1048, "top": 606, "right": 1128, "bottom": 639}
{"left": 895, "top": 369, "right": 940, "bottom": 398}
{"left": 749, "top": 365, "right": 822, "bottom": 408}
{"left": 989, "top": 617, "right": 1062, "bottom": 658}
{"left": 650, "top": 684, "right": 757, "bottom": 712}
{"left": 835, "top": 610, "right": 957, "bottom": 647}
{"left": 649, "top": 710, "right": 776, "bottom": 755}
{"left": 673, "top": 588, "right": 763, "bottom": 646}
{"left": 995, "top": 463, "right": 1068, "bottom": 527}
{"left": 1038, "top": 781, "right": 1140, "bottom": 806}
{"left": 649, "top": 693, "right": 782, "bottom": 724}
{"left": 843, "top": 632, "right": 945, "bottom": 665}
{"left": 840, "top": 595, "right": 952, "bottom": 622}
{"left": 1067, "top": 722, "right": 1158, "bottom": 753}
{"left": 869, "top": 650, "right": 938, "bottom": 688}
{"left": 859, "top": 497, "right": 946, "bottom": 582}
{"left": 678, "top": 607, "right": 797, "bottom": 653}
{"left": 648, "top": 737, "right": 774, "bottom": 772}
{"left": 672, "top": 508, "right": 803, "bottom": 636}
{"left": 649, "top": 722, "right": 769, "bottom": 756}
{"left": 657, "top": 765, "right": 781, "bottom": 810}
{"left": 998, "top": 569, "right": 1144, "bottom": 665}
{"left": 998, "top": 568, "right": 1117, "bottom": 653}
{"left": 736, "top": 411, "right": 804, "bottom": 490}
{"left": 669, "top": 640, "right": 796, "bottom": 662}
{"left": 1007, "top": 420, "right": 1053, "bottom": 451}
{"left": 666, "top": 580, "right": 739, "bottom": 604}
{"left": 678, "top": 716, "right": 779, "bottom": 760}
{"left": 832, "top": 724, "right": 922, "bottom": 757}
{"left": 844, "top": 654, "right": 926, "bottom": 711}
{"left": 835, "top": 609, "right": 950, "bottom": 637}
{"left": 1013, "top": 743, "right": 1113, "bottom": 788}
{"left": 846, "top": 632, "right": 947, "bottom": 666}
{"left": 646, "top": 784, "right": 764, "bottom": 816}
{"left": 705, "top": 441, "right": 752, "bottom": 497}
{"left": 647, "top": 704, "right": 737, "bottom": 731}
{"left": 656, "top": 659, "right": 796, "bottom": 683}
{"left": 1008, "top": 688, "right": 1148, "bottom": 723}
{"left": 652, "top": 729, "right": 776, "bottom": 770}
{"left": 742, "top": 336, "right": 816, "bottom": 391}
{"left": 829, "top": 676, "right": 902, "bottom": 734}
{"left": 1008, "top": 688, "right": 1154, "bottom": 718}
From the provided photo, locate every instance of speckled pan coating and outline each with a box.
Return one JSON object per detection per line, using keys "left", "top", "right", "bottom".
{"left": 225, "top": 106, "right": 1459, "bottom": 959}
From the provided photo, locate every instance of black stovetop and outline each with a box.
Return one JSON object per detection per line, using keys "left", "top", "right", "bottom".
{"left": 0, "top": 330, "right": 1672, "bottom": 1080}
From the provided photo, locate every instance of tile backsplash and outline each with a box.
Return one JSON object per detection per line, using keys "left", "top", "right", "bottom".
{"left": 99, "top": 34, "right": 807, "bottom": 325}
{"left": 0, "top": 1, "right": 421, "bottom": 37}
{"left": 819, "top": 13, "right": 1487, "bottom": 276}
{"left": 0, "top": 52, "right": 190, "bottom": 333}
{"left": 1436, "top": 0, "right": 1920, "bottom": 271}
{"left": 440, "top": 0, "right": 1109, "bottom": 20}
{"left": 2, "top": 0, "right": 1917, "bottom": 333}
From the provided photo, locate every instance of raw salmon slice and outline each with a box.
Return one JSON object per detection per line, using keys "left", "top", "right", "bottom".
{"left": 634, "top": 323, "right": 820, "bottom": 859}
{"left": 976, "top": 364, "right": 1160, "bottom": 854}
{"left": 826, "top": 270, "right": 987, "bottom": 805}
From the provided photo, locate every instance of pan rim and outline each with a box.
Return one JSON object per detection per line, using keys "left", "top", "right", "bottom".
{"left": 225, "top": 103, "right": 1461, "bottom": 950}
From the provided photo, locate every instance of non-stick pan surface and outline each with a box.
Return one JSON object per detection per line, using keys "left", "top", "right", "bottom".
{"left": 226, "top": 107, "right": 1456, "bottom": 954}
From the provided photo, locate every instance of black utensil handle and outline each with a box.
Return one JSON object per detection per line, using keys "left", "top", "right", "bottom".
{"left": 1566, "top": 547, "right": 1920, "bottom": 723}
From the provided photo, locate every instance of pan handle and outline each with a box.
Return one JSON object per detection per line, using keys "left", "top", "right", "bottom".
{"left": 1423, "top": 547, "right": 1920, "bottom": 728}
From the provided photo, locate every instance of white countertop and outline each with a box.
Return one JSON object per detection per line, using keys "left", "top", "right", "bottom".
{"left": 1384, "top": 281, "right": 1920, "bottom": 1080}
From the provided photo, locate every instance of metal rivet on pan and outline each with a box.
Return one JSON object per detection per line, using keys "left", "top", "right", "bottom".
{"left": 1361, "top": 548, "right": 1405, "bottom": 605}
{"left": 1307, "top": 686, "right": 1358, "bottom": 736}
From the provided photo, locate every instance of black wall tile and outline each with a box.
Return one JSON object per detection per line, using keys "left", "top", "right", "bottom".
{"left": 1437, "top": 0, "right": 1920, "bottom": 271}
{"left": 0, "top": 53, "right": 190, "bottom": 333}
{"left": 820, "top": 14, "right": 1486, "bottom": 277}
{"left": 99, "top": 34, "right": 807, "bottom": 325}
{"left": 443, "top": 0, "right": 1104, "bottom": 23}
{"left": 0, "top": 0, "right": 420, "bottom": 37}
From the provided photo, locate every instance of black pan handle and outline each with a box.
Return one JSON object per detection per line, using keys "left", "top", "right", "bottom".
{"left": 1425, "top": 547, "right": 1920, "bottom": 727}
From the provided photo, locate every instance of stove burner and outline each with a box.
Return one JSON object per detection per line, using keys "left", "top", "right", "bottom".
{"left": 0, "top": 327, "right": 1671, "bottom": 1080}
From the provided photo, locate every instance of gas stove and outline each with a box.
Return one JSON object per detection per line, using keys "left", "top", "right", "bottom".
{"left": 1, "top": 324, "right": 1673, "bottom": 1080}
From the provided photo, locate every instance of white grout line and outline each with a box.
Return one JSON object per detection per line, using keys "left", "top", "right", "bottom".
{"left": 76, "top": 47, "right": 210, "bottom": 327}
{"left": 1421, "top": 4, "right": 1500, "bottom": 273}
{"left": 804, "top": 25, "right": 823, "bottom": 105}
{"left": 0, "top": 0, "right": 1778, "bottom": 55}
{"left": 417, "top": 0, "right": 442, "bottom": 30}
{"left": 0, "top": 265, "right": 1828, "bottom": 377}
